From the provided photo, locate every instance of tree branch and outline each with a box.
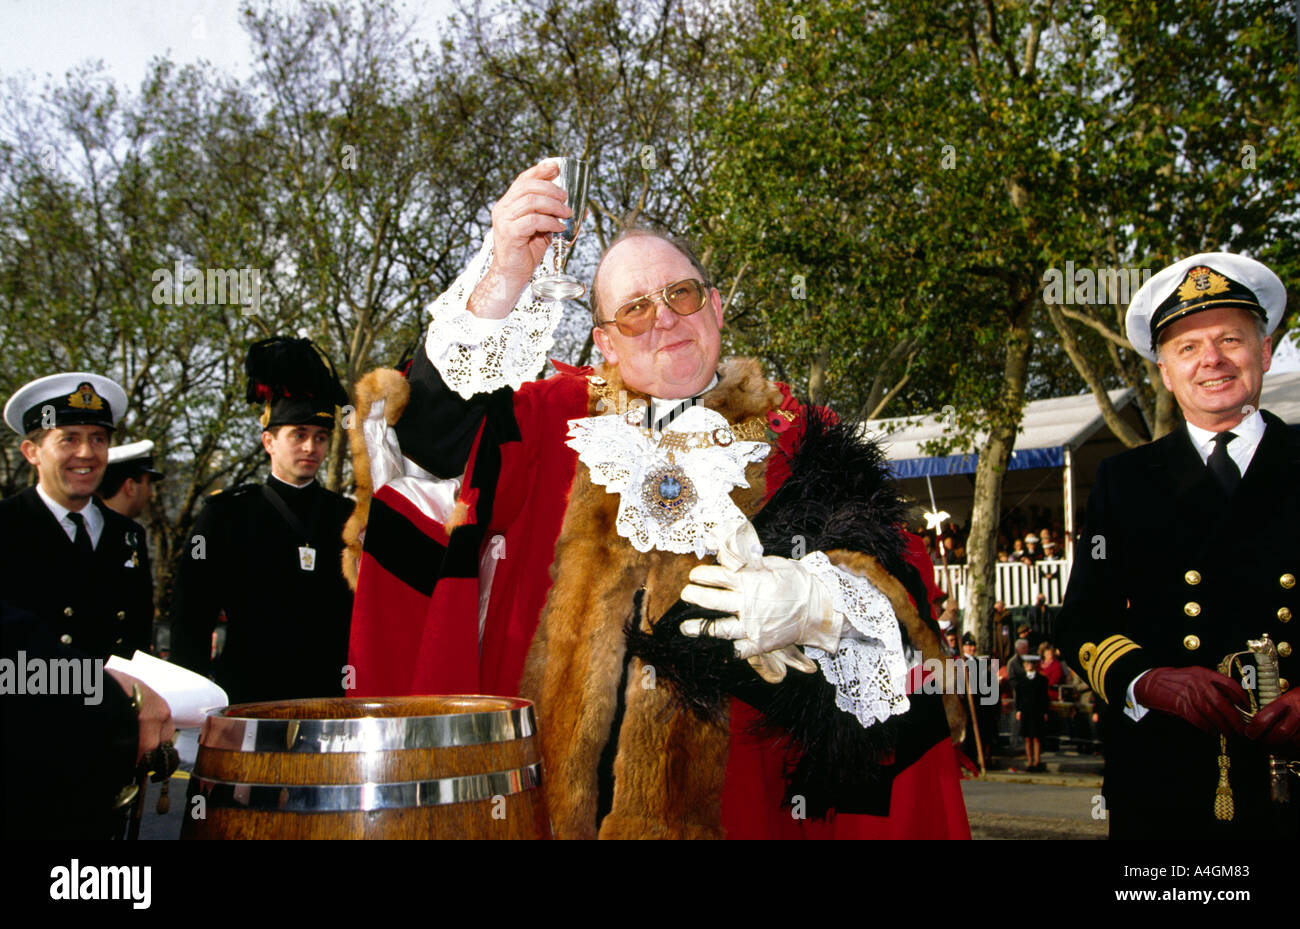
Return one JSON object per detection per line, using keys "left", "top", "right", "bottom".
{"left": 1045, "top": 301, "right": 1149, "bottom": 448}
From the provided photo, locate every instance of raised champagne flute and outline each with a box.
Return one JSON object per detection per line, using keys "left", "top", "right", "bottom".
{"left": 532, "top": 156, "right": 591, "bottom": 301}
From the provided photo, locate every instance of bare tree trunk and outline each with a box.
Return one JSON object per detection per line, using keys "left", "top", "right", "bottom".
{"left": 964, "top": 299, "right": 1034, "bottom": 643}
{"left": 1044, "top": 301, "right": 1149, "bottom": 448}
{"left": 1149, "top": 362, "right": 1179, "bottom": 438}
{"left": 807, "top": 342, "right": 830, "bottom": 407}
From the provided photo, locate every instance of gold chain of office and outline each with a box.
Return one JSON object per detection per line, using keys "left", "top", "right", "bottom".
{"left": 588, "top": 375, "right": 795, "bottom": 462}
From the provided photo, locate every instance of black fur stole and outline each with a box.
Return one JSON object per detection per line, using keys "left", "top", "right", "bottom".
{"left": 625, "top": 408, "right": 947, "bottom": 818}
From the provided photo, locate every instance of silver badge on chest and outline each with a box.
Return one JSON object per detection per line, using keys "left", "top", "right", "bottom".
{"left": 641, "top": 465, "right": 697, "bottom": 524}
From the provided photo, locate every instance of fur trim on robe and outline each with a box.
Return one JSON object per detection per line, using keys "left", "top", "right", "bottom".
{"left": 517, "top": 357, "right": 783, "bottom": 839}
{"left": 342, "top": 367, "right": 410, "bottom": 590}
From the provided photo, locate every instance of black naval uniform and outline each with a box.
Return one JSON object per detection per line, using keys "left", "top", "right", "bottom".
{"left": 1, "top": 601, "right": 139, "bottom": 839}
{"left": 170, "top": 477, "right": 354, "bottom": 705}
{"left": 1059, "top": 410, "right": 1299, "bottom": 839}
{"left": 0, "top": 488, "right": 153, "bottom": 660}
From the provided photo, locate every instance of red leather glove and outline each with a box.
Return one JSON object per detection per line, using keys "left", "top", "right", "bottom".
{"left": 1244, "top": 688, "right": 1300, "bottom": 755}
{"left": 1133, "top": 666, "right": 1248, "bottom": 736}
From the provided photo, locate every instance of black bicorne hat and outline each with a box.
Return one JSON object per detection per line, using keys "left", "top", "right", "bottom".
{"left": 245, "top": 337, "right": 348, "bottom": 430}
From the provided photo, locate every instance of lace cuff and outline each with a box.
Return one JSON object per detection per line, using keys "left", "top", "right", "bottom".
{"left": 424, "top": 230, "right": 567, "bottom": 400}
{"left": 801, "top": 551, "right": 910, "bottom": 728}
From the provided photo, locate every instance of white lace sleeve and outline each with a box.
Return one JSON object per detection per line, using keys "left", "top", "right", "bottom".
{"left": 800, "top": 551, "right": 910, "bottom": 728}
{"left": 425, "top": 230, "right": 567, "bottom": 399}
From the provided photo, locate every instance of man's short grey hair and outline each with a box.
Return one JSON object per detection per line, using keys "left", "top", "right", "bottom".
{"left": 589, "top": 227, "right": 712, "bottom": 327}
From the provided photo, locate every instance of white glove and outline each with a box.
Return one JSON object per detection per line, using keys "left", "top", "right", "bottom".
{"left": 678, "top": 556, "right": 844, "bottom": 660}
{"left": 715, "top": 519, "right": 764, "bottom": 571}
{"left": 744, "top": 647, "right": 818, "bottom": 684}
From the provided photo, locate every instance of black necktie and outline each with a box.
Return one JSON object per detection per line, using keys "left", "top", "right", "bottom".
{"left": 1207, "top": 431, "right": 1240, "bottom": 495}
{"left": 653, "top": 396, "right": 703, "bottom": 432}
{"left": 67, "top": 511, "right": 93, "bottom": 556}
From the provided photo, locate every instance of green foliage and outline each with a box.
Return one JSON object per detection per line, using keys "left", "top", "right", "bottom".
{"left": 1, "top": 0, "right": 1296, "bottom": 620}
{"left": 691, "top": 0, "right": 1297, "bottom": 444}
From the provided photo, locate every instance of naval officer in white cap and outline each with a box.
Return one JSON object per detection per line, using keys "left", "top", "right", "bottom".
{"left": 98, "top": 439, "right": 165, "bottom": 521}
{"left": 0, "top": 373, "right": 153, "bottom": 660}
{"left": 1059, "top": 252, "right": 1298, "bottom": 838}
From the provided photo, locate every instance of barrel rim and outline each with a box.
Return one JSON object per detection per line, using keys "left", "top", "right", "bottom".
{"left": 198, "top": 695, "right": 536, "bottom": 754}
{"left": 190, "top": 763, "right": 542, "bottom": 812}
{"left": 211, "top": 694, "right": 533, "bottom": 720}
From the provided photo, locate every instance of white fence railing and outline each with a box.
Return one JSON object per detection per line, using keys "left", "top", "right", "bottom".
{"left": 931, "top": 559, "right": 1072, "bottom": 610}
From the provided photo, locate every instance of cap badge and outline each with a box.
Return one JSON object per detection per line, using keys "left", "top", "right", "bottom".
{"left": 67, "top": 382, "right": 105, "bottom": 412}
{"left": 1176, "top": 267, "right": 1229, "bottom": 302}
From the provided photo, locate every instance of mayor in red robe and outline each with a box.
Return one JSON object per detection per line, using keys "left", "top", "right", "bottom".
{"left": 342, "top": 161, "right": 970, "bottom": 839}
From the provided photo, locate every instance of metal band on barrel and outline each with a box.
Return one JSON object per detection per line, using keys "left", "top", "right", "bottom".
{"left": 192, "top": 763, "right": 542, "bottom": 812}
{"left": 200, "top": 705, "right": 535, "bottom": 754}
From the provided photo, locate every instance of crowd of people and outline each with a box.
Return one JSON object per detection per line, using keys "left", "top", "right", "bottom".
{"left": 918, "top": 509, "right": 1073, "bottom": 566}
{"left": 938, "top": 602, "right": 1098, "bottom": 775}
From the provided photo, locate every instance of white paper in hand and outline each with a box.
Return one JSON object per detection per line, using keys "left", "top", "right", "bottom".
{"left": 105, "top": 651, "right": 228, "bottom": 728}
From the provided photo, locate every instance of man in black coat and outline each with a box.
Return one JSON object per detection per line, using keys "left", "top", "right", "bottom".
{"left": 169, "top": 338, "right": 354, "bottom": 706}
{"left": 1059, "top": 253, "right": 1299, "bottom": 839}
{"left": 0, "top": 374, "right": 153, "bottom": 660}
{"left": 2, "top": 601, "right": 174, "bottom": 839}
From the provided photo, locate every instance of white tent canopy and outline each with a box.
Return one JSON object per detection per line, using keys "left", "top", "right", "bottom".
{"left": 866, "top": 370, "right": 1300, "bottom": 480}
{"left": 1260, "top": 369, "right": 1300, "bottom": 423}
{"left": 865, "top": 388, "right": 1133, "bottom": 479}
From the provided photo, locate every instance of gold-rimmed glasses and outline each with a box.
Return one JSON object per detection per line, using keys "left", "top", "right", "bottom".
{"left": 598, "top": 278, "right": 713, "bottom": 336}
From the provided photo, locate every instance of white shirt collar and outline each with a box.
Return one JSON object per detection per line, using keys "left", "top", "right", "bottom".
{"left": 35, "top": 483, "right": 105, "bottom": 548}
{"left": 1184, "top": 408, "right": 1266, "bottom": 473}
{"left": 648, "top": 373, "right": 720, "bottom": 427}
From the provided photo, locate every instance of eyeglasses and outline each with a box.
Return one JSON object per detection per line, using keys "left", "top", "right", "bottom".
{"left": 598, "top": 278, "right": 712, "bottom": 336}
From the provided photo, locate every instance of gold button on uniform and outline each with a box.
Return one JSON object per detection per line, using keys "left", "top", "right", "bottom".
{"left": 59, "top": 634, "right": 72, "bottom": 644}
{"left": 1184, "top": 602, "right": 1201, "bottom": 617}
{"left": 1280, "top": 607, "right": 1293, "bottom": 623}
{"left": 116, "top": 611, "right": 126, "bottom": 621}
{"left": 1281, "top": 679, "right": 1290, "bottom": 693}
{"left": 1282, "top": 574, "right": 1296, "bottom": 590}
{"left": 63, "top": 607, "right": 73, "bottom": 617}
{"left": 1278, "top": 642, "right": 1292, "bottom": 659}
{"left": 1184, "top": 570, "right": 1201, "bottom": 585}
{"left": 114, "top": 637, "right": 122, "bottom": 645}
{"left": 1184, "top": 635, "right": 1200, "bottom": 651}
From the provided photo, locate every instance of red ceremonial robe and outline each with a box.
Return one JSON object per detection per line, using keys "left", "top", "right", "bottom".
{"left": 345, "top": 358, "right": 968, "bottom": 839}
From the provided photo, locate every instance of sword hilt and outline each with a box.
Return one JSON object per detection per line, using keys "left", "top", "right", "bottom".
{"left": 1246, "top": 634, "right": 1290, "bottom": 805}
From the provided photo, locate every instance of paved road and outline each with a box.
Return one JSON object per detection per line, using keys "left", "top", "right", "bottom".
{"left": 962, "top": 780, "right": 1108, "bottom": 839}
{"left": 128, "top": 739, "right": 1111, "bottom": 840}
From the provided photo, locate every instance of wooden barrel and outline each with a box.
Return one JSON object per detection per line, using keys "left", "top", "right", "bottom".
{"left": 182, "top": 695, "right": 547, "bottom": 839}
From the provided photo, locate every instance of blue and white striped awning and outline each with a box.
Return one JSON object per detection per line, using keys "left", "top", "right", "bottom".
{"left": 864, "top": 388, "right": 1134, "bottom": 479}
